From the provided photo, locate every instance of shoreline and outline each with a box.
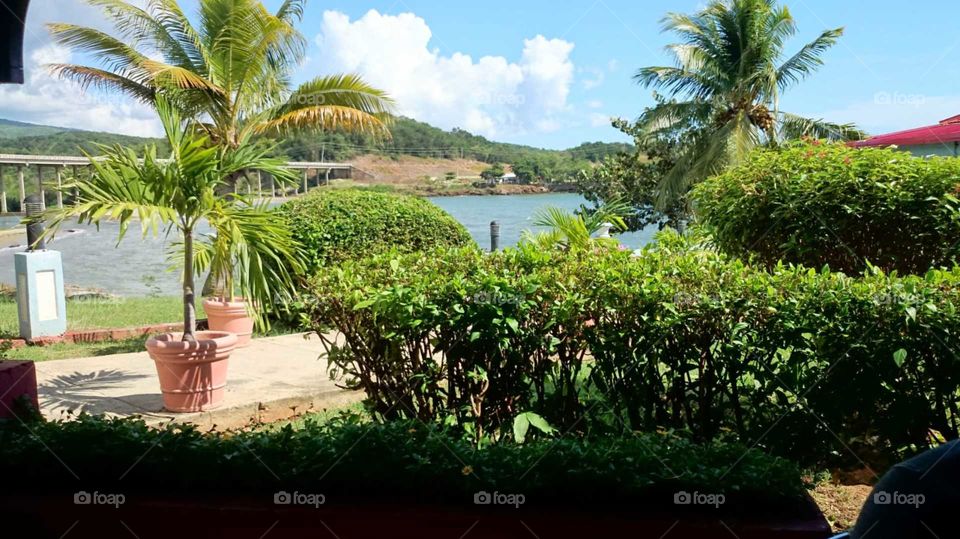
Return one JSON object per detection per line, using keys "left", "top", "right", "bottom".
{"left": 352, "top": 182, "right": 579, "bottom": 198}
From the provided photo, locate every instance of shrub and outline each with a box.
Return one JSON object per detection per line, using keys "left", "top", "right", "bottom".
{"left": 692, "top": 141, "right": 960, "bottom": 274}
{"left": 0, "top": 415, "right": 803, "bottom": 507}
{"left": 277, "top": 189, "right": 474, "bottom": 272}
{"left": 304, "top": 234, "right": 960, "bottom": 467}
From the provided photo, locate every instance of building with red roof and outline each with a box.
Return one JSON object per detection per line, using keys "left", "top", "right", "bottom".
{"left": 851, "top": 115, "right": 960, "bottom": 157}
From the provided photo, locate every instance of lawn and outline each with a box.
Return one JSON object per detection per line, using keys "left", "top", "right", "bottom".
{"left": 0, "top": 294, "right": 302, "bottom": 361}
{"left": 0, "top": 295, "right": 187, "bottom": 339}
{"left": 5, "top": 337, "right": 149, "bottom": 361}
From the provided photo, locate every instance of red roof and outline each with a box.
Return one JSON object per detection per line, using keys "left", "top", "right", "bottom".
{"left": 851, "top": 115, "right": 960, "bottom": 148}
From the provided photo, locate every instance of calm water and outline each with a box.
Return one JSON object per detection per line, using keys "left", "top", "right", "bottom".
{"left": 0, "top": 193, "right": 656, "bottom": 296}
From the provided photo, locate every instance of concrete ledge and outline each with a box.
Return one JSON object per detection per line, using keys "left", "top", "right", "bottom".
{"left": 153, "top": 387, "right": 365, "bottom": 431}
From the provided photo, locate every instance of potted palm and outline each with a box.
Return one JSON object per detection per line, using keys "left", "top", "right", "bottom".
{"left": 197, "top": 201, "right": 303, "bottom": 347}
{"left": 44, "top": 99, "right": 301, "bottom": 412}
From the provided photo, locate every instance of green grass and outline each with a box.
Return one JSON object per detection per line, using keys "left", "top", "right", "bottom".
{"left": 0, "top": 295, "right": 302, "bottom": 361}
{"left": 0, "top": 296, "right": 187, "bottom": 339}
{"left": 5, "top": 337, "right": 149, "bottom": 361}
{"left": 253, "top": 402, "right": 369, "bottom": 432}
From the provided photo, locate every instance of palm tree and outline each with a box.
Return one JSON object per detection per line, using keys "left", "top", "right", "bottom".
{"left": 634, "top": 0, "right": 863, "bottom": 208}
{"left": 522, "top": 201, "right": 630, "bottom": 251}
{"left": 44, "top": 98, "right": 305, "bottom": 342}
{"left": 47, "top": 0, "right": 394, "bottom": 149}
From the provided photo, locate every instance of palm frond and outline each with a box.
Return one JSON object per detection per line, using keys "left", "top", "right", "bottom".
{"left": 776, "top": 27, "right": 843, "bottom": 92}
{"left": 779, "top": 112, "right": 866, "bottom": 141}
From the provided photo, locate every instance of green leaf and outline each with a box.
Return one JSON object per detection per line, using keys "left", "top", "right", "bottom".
{"left": 353, "top": 299, "right": 375, "bottom": 310}
{"left": 893, "top": 348, "right": 907, "bottom": 368}
{"left": 513, "top": 412, "right": 555, "bottom": 443}
{"left": 513, "top": 414, "right": 530, "bottom": 444}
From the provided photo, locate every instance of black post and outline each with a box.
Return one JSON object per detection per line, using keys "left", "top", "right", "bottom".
{"left": 490, "top": 220, "right": 500, "bottom": 252}
{"left": 24, "top": 194, "right": 45, "bottom": 251}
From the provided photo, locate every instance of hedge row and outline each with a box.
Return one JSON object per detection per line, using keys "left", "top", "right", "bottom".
{"left": 693, "top": 141, "right": 960, "bottom": 275}
{"left": 303, "top": 233, "right": 960, "bottom": 467}
{"left": 276, "top": 189, "right": 474, "bottom": 273}
{"left": 0, "top": 415, "right": 802, "bottom": 507}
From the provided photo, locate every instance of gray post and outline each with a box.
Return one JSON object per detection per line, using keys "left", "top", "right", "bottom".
{"left": 24, "top": 195, "right": 46, "bottom": 250}
{"left": 72, "top": 166, "right": 80, "bottom": 201}
{"left": 56, "top": 166, "right": 64, "bottom": 209}
{"left": 18, "top": 165, "right": 25, "bottom": 212}
{"left": 36, "top": 166, "right": 45, "bottom": 210}
{"left": 0, "top": 165, "right": 6, "bottom": 214}
{"left": 490, "top": 220, "right": 500, "bottom": 252}
{"left": 302, "top": 169, "right": 308, "bottom": 194}
{"left": 257, "top": 170, "right": 263, "bottom": 198}
{"left": 325, "top": 168, "right": 330, "bottom": 186}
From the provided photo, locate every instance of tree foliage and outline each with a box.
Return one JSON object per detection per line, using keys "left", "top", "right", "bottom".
{"left": 47, "top": 0, "right": 395, "bottom": 148}
{"left": 633, "top": 0, "right": 864, "bottom": 209}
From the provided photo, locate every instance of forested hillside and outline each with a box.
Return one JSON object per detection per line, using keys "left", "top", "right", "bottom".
{"left": 0, "top": 116, "right": 632, "bottom": 183}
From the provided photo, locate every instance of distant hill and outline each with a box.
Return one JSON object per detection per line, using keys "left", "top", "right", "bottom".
{"left": 277, "top": 117, "right": 632, "bottom": 166}
{"left": 0, "top": 117, "right": 632, "bottom": 181}
{"left": 0, "top": 118, "right": 72, "bottom": 139}
{"left": 0, "top": 129, "right": 166, "bottom": 156}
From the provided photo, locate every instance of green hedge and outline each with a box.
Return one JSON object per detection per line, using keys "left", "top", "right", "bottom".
{"left": 304, "top": 234, "right": 960, "bottom": 467}
{"left": 0, "top": 415, "right": 802, "bottom": 506}
{"left": 277, "top": 189, "right": 474, "bottom": 272}
{"left": 692, "top": 141, "right": 960, "bottom": 274}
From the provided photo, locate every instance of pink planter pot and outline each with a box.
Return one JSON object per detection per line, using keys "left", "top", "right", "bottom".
{"left": 0, "top": 361, "right": 38, "bottom": 419}
{"left": 203, "top": 298, "right": 254, "bottom": 347}
{"left": 145, "top": 331, "right": 238, "bottom": 413}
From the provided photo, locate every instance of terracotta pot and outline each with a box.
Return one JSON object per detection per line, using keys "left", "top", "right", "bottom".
{"left": 146, "top": 331, "right": 238, "bottom": 413}
{"left": 203, "top": 298, "right": 254, "bottom": 347}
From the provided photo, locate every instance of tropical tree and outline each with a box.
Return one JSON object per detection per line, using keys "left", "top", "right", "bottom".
{"left": 46, "top": 0, "right": 394, "bottom": 149}
{"left": 521, "top": 201, "right": 630, "bottom": 251}
{"left": 634, "top": 0, "right": 863, "bottom": 208}
{"left": 44, "top": 99, "right": 304, "bottom": 342}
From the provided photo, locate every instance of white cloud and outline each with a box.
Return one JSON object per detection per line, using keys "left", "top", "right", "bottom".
{"left": 587, "top": 100, "right": 604, "bottom": 109}
{"left": 314, "top": 10, "right": 576, "bottom": 138}
{"left": 581, "top": 67, "right": 605, "bottom": 90}
{"left": 607, "top": 59, "right": 620, "bottom": 72}
{"left": 0, "top": 0, "right": 161, "bottom": 136}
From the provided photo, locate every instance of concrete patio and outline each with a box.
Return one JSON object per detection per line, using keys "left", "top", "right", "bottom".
{"left": 33, "top": 333, "right": 362, "bottom": 429}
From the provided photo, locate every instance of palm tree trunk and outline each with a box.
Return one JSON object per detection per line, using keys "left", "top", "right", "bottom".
{"left": 183, "top": 226, "right": 197, "bottom": 342}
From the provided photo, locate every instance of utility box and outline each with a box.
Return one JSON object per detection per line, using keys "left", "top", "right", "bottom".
{"left": 14, "top": 250, "right": 67, "bottom": 341}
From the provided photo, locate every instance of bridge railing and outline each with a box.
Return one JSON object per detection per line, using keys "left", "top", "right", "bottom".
{"left": 0, "top": 154, "right": 361, "bottom": 215}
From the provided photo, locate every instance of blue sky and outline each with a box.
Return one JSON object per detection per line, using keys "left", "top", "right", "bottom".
{"left": 3, "top": 0, "right": 959, "bottom": 149}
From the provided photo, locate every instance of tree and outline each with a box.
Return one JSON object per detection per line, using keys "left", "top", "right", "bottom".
{"left": 521, "top": 201, "right": 630, "bottom": 252}
{"left": 577, "top": 112, "right": 693, "bottom": 231}
{"left": 44, "top": 99, "right": 304, "bottom": 342}
{"left": 47, "top": 0, "right": 394, "bottom": 149}
{"left": 633, "top": 0, "right": 863, "bottom": 209}
{"left": 480, "top": 164, "right": 505, "bottom": 181}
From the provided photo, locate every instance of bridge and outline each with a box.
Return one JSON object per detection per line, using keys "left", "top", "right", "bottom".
{"left": 0, "top": 153, "right": 371, "bottom": 216}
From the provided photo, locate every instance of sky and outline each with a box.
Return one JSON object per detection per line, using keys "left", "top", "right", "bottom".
{"left": 1, "top": 0, "right": 958, "bottom": 150}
